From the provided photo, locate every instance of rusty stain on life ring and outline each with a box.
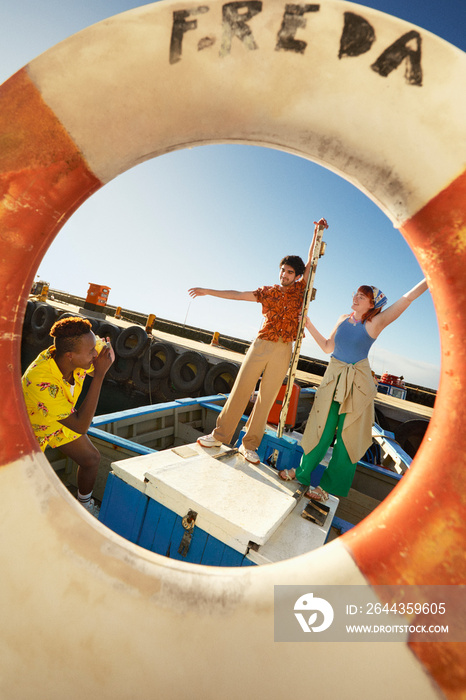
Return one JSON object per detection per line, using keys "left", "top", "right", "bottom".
{"left": 0, "top": 69, "right": 101, "bottom": 464}
{"left": 345, "top": 169, "right": 466, "bottom": 691}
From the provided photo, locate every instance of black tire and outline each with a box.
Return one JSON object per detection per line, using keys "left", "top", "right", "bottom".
{"left": 98, "top": 322, "right": 121, "bottom": 347}
{"left": 394, "top": 419, "right": 429, "bottom": 458}
{"left": 131, "top": 358, "right": 151, "bottom": 394}
{"left": 142, "top": 341, "right": 175, "bottom": 380}
{"left": 114, "top": 325, "right": 149, "bottom": 359}
{"left": 158, "top": 377, "right": 186, "bottom": 402}
{"left": 57, "top": 311, "right": 85, "bottom": 323}
{"left": 374, "top": 407, "right": 392, "bottom": 431}
{"left": 57, "top": 311, "right": 99, "bottom": 334}
{"left": 30, "top": 303, "right": 57, "bottom": 340}
{"left": 23, "top": 300, "right": 35, "bottom": 330}
{"left": 57, "top": 311, "right": 83, "bottom": 319}
{"left": 203, "top": 361, "right": 239, "bottom": 395}
{"left": 86, "top": 317, "right": 101, "bottom": 334}
{"left": 169, "top": 350, "right": 208, "bottom": 393}
{"left": 106, "top": 355, "right": 135, "bottom": 382}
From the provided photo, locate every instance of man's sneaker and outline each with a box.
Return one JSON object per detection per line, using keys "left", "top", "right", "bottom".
{"left": 197, "top": 433, "right": 222, "bottom": 448}
{"left": 81, "top": 498, "right": 101, "bottom": 518}
{"left": 239, "top": 444, "right": 260, "bottom": 464}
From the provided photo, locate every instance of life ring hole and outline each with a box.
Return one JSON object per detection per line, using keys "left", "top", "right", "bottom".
{"left": 18, "top": 145, "right": 438, "bottom": 566}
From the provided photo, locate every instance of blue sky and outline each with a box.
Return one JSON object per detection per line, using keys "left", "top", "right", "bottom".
{"left": 2, "top": 0, "right": 465, "bottom": 390}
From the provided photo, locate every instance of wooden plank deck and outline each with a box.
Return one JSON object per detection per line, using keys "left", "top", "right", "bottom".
{"left": 335, "top": 488, "right": 381, "bottom": 526}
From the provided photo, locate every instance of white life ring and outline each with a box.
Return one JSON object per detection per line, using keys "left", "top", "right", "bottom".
{"left": 1, "top": 1, "right": 465, "bottom": 697}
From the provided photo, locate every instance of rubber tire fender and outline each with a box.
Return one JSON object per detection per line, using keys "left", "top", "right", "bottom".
{"left": 86, "top": 317, "right": 101, "bottom": 335}
{"left": 23, "top": 300, "right": 36, "bottom": 331}
{"left": 57, "top": 311, "right": 84, "bottom": 321}
{"left": 30, "top": 303, "right": 57, "bottom": 340}
{"left": 106, "top": 355, "right": 135, "bottom": 382}
{"left": 114, "top": 325, "right": 148, "bottom": 359}
{"left": 203, "top": 361, "right": 239, "bottom": 395}
{"left": 158, "top": 377, "right": 186, "bottom": 402}
{"left": 169, "top": 350, "right": 208, "bottom": 394}
{"left": 57, "top": 311, "right": 100, "bottom": 335}
{"left": 97, "top": 321, "right": 121, "bottom": 348}
{"left": 394, "top": 418, "right": 430, "bottom": 458}
{"left": 142, "top": 341, "right": 175, "bottom": 380}
{"left": 131, "top": 357, "right": 150, "bottom": 395}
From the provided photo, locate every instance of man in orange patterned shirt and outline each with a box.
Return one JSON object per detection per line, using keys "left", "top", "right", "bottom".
{"left": 189, "top": 247, "right": 313, "bottom": 464}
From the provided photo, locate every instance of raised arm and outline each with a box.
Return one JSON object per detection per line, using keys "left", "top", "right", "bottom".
{"left": 59, "top": 344, "right": 114, "bottom": 435}
{"left": 368, "top": 279, "right": 428, "bottom": 338}
{"left": 188, "top": 287, "right": 256, "bottom": 301}
{"left": 304, "top": 314, "right": 348, "bottom": 354}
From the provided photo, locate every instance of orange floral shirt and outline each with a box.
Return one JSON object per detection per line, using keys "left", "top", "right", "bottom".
{"left": 254, "top": 278, "right": 306, "bottom": 342}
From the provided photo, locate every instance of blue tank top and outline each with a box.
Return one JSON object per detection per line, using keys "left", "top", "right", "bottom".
{"left": 332, "top": 317, "right": 376, "bottom": 364}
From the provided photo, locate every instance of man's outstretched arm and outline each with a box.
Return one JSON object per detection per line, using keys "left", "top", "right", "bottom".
{"left": 188, "top": 288, "right": 256, "bottom": 301}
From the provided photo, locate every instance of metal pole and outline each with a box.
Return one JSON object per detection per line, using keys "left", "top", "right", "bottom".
{"left": 271, "top": 217, "right": 328, "bottom": 464}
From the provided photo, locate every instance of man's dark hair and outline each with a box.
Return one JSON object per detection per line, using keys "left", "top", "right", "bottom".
{"left": 280, "top": 255, "right": 305, "bottom": 277}
{"left": 50, "top": 317, "right": 93, "bottom": 355}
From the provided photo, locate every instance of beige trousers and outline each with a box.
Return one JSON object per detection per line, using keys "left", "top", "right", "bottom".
{"left": 212, "top": 337, "right": 292, "bottom": 450}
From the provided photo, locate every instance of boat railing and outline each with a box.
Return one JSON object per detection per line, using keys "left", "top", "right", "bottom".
{"left": 88, "top": 426, "right": 157, "bottom": 455}
{"left": 92, "top": 394, "right": 228, "bottom": 427}
{"left": 371, "top": 423, "right": 412, "bottom": 473}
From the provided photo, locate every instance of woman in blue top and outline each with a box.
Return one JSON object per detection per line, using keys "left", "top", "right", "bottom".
{"left": 279, "top": 279, "right": 428, "bottom": 501}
